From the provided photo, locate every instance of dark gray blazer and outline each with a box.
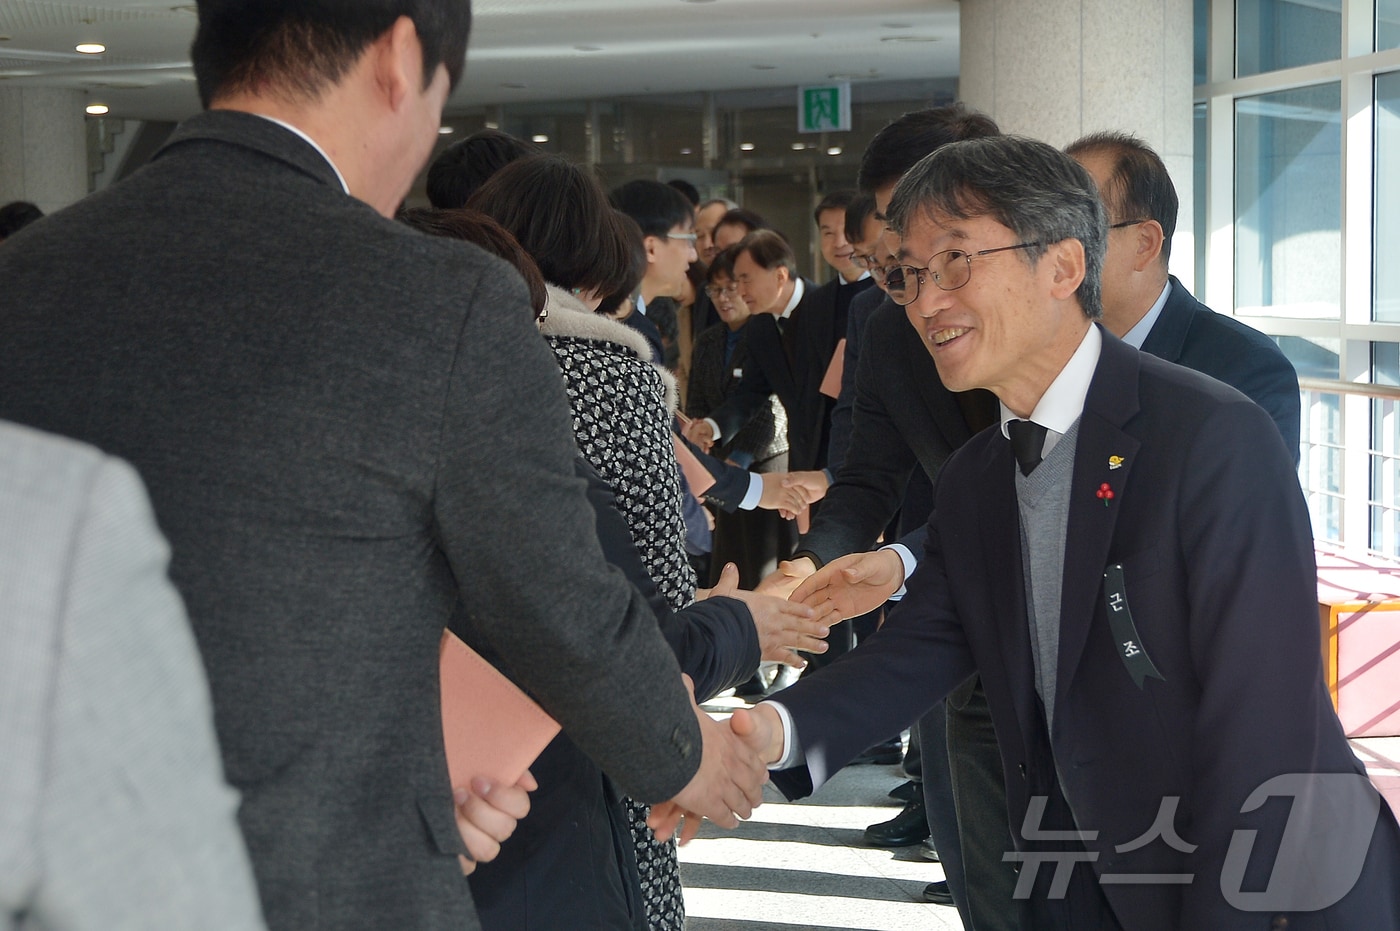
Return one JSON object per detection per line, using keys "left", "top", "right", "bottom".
{"left": 0, "top": 111, "right": 701, "bottom": 931}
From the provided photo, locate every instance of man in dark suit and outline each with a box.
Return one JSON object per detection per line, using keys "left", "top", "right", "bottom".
{"left": 1067, "top": 131, "right": 1300, "bottom": 462}
{"left": 732, "top": 135, "right": 1400, "bottom": 929}
{"left": 0, "top": 4, "right": 765, "bottom": 929}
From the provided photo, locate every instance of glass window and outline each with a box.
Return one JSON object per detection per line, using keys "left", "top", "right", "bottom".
{"left": 1373, "top": 344, "right": 1400, "bottom": 555}
{"left": 1194, "top": 103, "right": 1207, "bottom": 295}
{"left": 1235, "top": 83, "right": 1342, "bottom": 319}
{"left": 1236, "top": 0, "right": 1342, "bottom": 77}
{"left": 1376, "top": 72, "right": 1400, "bottom": 322}
{"left": 1381, "top": 0, "right": 1400, "bottom": 51}
{"left": 1279, "top": 336, "right": 1341, "bottom": 540}
{"left": 1195, "top": 0, "right": 1209, "bottom": 86}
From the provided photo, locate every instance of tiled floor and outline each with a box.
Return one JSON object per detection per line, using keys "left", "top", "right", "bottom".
{"left": 678, "top": 697, "right": 1400, "bottom": 931}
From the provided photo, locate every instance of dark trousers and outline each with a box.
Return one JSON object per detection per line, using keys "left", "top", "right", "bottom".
{"left": 947, "top": 677, "right": 1026, "bottom": 931}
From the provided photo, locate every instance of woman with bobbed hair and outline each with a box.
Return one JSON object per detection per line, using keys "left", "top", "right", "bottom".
{"left": 468, "top": 155, "right": 813, "bottom": 931}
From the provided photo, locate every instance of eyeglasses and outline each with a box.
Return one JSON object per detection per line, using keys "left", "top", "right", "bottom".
{"left": 1109, "top": 218, "right": 1149, "bottom": 230}
{"left": 887, "top": 241, "right": 1040, "bottom": 306}
{"left": 667, "top": 232, "right": 698, "bottom": 243}
{"left": 705, "top": 283, "right": 740, "bottom": 299}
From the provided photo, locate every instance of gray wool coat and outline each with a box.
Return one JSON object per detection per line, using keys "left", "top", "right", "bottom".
{"left": 0, "top": 110, "right": 702, "bottom": 931}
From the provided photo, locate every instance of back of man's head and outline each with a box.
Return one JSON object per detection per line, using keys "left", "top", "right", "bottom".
{"left": 609, "top": 179, "right": 693, "bottom": 239}
{"left": 857, "top": 103, "right": 1001, "bottom": 195}
{"left": 1065, "top": 131, "right": 1179, "bottom": 264}
{"left": 843, "top": 193, "right": 877, "bottom": 244}
{"left": 887, "top": 135, "right": 1107, "bottom": 320}
{"left": 426, "top": 129, "right": 539, "bottom": 209}
{"left": 0, "top": 201, "right": 44, "bottom": 241}
{"left": 192, "top": 0, "right": 472, "bottom": 108}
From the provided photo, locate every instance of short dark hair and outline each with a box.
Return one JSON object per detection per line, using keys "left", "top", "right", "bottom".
{"left": 426, "top": 129, "right": 539, "bottom": 209}
{"left": 0, "top": 201, "right": 43, "bottom": 239}
{"left": 736, "top": 229, "right": 796, "bottom": 277}
{"left": 192, "top": 0, "right": 471, "bottom": 107}
{"left": 886, "top": 136, "right": 1106, "bottom": 320}
{"left": 813, "top": 190, "right": 856, "bottom": 226}
{"left": 468, "top": 154, "right": 634, "bottom": 299}
{"left": 843, "top": 193, "right": 877, "bottom": 244}
{"left": 667, "top": 178, "right": 701, "bottom": 206}
{"left": 609, "top": 179, "right": 694, "bottom": 239}
{"left": 1065, "top": 131, "right": 1179, "bottom": 262}
{"left": 715, "top": 207, "right": 767, "bottom": 237}
{"left": 857, "top": 104, "right": 1001, "bottom": 195}
{"left": 398, "top": 206, "right": 548, "bottom": 319}
{"left": 595, "top": 211, "right": 647, "bottom": 317}
{"left": 705, "top": 244, "right": 742, "bottom": 284}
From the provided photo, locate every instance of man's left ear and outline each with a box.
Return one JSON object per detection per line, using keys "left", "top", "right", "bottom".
{"left": 1048, "top": 239, "right": 1086, "bottom": 301}
{"left": 376, "top": 16, "right": 421, "bottom": 111}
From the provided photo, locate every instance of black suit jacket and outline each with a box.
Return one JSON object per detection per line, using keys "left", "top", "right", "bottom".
{"left": 0, "top": 111, "right": 702, "bottom": 931}
{"left": 774, "top": 329, "right": 1400, "bottom": 929}
{"left": 1142, "top": 277, "right": 1301, "bottom": 464}
{"left": 705, "top": 279, "right": 844, "bottom": 472}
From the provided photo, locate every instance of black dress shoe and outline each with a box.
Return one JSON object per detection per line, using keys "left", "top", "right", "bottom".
{"left": 863, "top": 798, "right": 930, "bottom": 847}
{"left": 849, "top": 737, "right": 904, "bottom": 766}
{"left": 887, "top": 780, "right": 921, "bottom": 803}
{"left": 923, "top": 880, "right": 954, "bottom": 905}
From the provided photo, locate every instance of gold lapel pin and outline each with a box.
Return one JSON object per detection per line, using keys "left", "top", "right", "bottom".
{"left": 1108, "top": 455, "right": 1125, "bottom": 470}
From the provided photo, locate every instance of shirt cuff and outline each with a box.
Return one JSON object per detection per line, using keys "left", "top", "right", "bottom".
{"left": 763, "top": 700, "right": 801, "bottom": 769}
{"left": 882, "top": 543, "right": 917, "bottom": 600}
{"left": 738, "top": 472, "right": 763, "bottom": 510}
{"left": 704, "top": 417, "right": 723, "bottom": 443}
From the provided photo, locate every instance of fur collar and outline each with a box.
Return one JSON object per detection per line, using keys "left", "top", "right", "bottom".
{"left": 539, "top": 284, "right": 678, "bottom": 413}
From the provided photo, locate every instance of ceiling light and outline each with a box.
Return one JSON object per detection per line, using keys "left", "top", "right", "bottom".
{"left": 438, "top": 126, "right": 454, "bottom": 135}
{"left": 680, "top": 147, "right": 693, "bottom": 155}
{"left": 881, "top": 35, "right": 940, "bottom": 43}
{"left": 85, "top": 104, "right": 109, "bottom": 115}
{"left": 826, "top": 146, "right": 842, "bottom": 156}
{"left": 531, "top": 134, "right": 549, "bottom": 143}
{"left": 790, "top": 142, "right": 806, "bottom": 151}
{"left": 575, "top": 45, "right": 603, "bottom": 52}
{"left": 484, "top": 121, "right": 500, "bottom": 129}
{"left": 75, "top": 43, "right": 106, "bottom": 54}
{"left": 882, "top": 22, "right": 914, "bottom": 28}
{"left": 739, "top": 142, "right": 755, "bottom": 152}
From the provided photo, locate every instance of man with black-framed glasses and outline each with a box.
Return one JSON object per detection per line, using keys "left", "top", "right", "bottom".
{"left": 1065, "top": 131, "right": 1300, "bottom": 464}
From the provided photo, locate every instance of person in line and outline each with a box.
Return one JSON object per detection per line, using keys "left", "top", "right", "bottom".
{"left": 735, "top": 134, "right": 1400, "bottom": 930}
{"left": 0, "top": 4, "right": 767, "bottom": 928}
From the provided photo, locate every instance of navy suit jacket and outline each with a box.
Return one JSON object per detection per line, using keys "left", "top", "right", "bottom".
{"left": 773, "top": 329, "right": 1400, "bottom": 930}
{"left": 1142, "top": 277, "right": 1300, "bottom": 464}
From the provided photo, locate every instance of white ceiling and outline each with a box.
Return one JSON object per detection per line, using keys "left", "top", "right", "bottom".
{"left": 0, "top": 0, "right": 961, "bottom": 122}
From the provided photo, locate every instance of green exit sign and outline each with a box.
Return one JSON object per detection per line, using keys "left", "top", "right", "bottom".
{"left": 798, "top": 83, "right": 851, "bottom": 134}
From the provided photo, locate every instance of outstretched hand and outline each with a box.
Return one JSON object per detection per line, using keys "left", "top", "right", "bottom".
{"left": 704, "top": 562, "right": 835, "bottom": 666}
{"left": 791, "top": 549, "right": 906, "bottom": 620}
{"left": 755, "top": 555, "right": 818, "bottom": 599}
{"left": 647, "top": 674, "right": 768, "bottom": 845}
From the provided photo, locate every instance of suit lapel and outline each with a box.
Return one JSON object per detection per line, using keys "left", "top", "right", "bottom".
{"left": 1054, "top": 331, "right": 1143, "bottom": 711}
{"left": 973, "top": 436, "right": 1040, "bottom": 731}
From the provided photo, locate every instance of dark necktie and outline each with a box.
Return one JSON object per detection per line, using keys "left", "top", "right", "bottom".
{"left": 1007, "top": 419, "right": 1048, "bottom": 476}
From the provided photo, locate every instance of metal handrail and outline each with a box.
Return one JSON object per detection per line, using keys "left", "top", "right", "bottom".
{"left": 1298, "top": 378, "right": 1400, "bottom": 401}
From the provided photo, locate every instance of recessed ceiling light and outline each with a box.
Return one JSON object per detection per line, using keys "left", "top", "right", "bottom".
{"left": 739, "top": 142, "right": 755, "bottom": 152}
{"left": 85, "top": 104, "right": 109, "bottom": 115}
{"left": 532, "top": 134, "right": 549, "bottom": 143}
{"left": 881, "top": 35, "right": 940, "bottom": 43}
{"left": 575, "top": 45, "right": 603, "bottom": 52}
{"left": 680, "top": 147, "right": 693, "bottom": 155}
{"left": 751, "top": 64, "right": 777, "bottom": 71}
{"left": 75, "top": 43, "right": 106, "bottom": 54}
{"left": 826, "top": 146, "right": 843, "bottom": 156}
{"left": 484, "top": 121, "right": 500, "bottom": 129}
{"left": 790, "top": 142, "right": 806, "bottom": 151}
{"left": 438, "top": 126, "right": 454, "bottom": 135}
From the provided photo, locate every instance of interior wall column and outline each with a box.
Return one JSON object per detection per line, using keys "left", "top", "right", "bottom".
{"left": 0, "top": 88, "right": 89, "bottom": 215}
{"left": 959, "top": 0, "right": 1196, "bottom": 283}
